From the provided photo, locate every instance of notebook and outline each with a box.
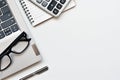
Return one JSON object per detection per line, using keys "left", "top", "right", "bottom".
{"left": 19, "top": 0, "right": 76, "bottom": 27}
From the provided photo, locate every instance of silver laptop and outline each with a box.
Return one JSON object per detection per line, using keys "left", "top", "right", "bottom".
{"left": 0, "top": 0, "right": 41, "bottom": 79}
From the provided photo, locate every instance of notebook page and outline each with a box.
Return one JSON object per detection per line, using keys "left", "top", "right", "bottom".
{"left": 21, "top": 0, "right": 76, "bottom": 26}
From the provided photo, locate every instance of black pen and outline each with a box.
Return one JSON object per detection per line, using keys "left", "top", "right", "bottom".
{"left": 19, "top": 66, "right": 49, "bottom": 80}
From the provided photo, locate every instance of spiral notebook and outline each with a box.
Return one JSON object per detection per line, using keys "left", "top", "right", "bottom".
{"left": 19, "top": 0, "right": 76, "bottom": 27}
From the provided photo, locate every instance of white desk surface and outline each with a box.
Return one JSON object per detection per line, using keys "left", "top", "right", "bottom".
{"left": 8, "top": 0, "right": 120, "bottom": 80}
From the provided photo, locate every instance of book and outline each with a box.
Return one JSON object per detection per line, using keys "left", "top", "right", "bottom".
{"left": 19, "top": 0, "right": 76, "bottom": 27}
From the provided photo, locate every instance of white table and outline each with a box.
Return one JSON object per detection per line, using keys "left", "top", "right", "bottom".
{"left": 8, "top": 0, "right": 120, "bottom": 80}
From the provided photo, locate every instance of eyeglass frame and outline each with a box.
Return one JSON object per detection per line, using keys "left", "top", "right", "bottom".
{"left": 0, "top": 32, "right": 31, "bottom": 71}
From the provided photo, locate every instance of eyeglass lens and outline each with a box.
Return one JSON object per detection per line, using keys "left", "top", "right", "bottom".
{"left": 0, "top": 32, "right": 31, "bottom": 71}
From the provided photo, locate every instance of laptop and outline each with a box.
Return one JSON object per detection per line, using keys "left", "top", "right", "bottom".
{"left": 0, "top": 0, "right": 41, "bottom": 79}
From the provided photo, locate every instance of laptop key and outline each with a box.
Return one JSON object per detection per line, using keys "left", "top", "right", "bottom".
{"left": 1, "top": 18, "right": 15, "bottom": 29}
{"left": 0, "top": 31, "right": 5, "bottom": 39}
{"left": 1, "top": 5, "right": 10, "bottom": 14}
{"left": 4, "top": 27, "right": 12, "bottom": 36}
{"left": 0, "top": 12, "right": 12, "bottom": 21}
{"left": 11, "top": 24, "right": 19, "bottom": 32}
{"left": 0, "top": 0, "right": 6, "bottom": 8}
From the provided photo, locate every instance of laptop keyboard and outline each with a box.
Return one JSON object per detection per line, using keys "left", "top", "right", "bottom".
{"left": 0, "top": 0, "right": 19, "bottom": 39}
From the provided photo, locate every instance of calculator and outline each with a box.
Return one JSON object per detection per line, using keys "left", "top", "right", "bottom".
{"left": 29, "top": 0, "right": 71, "bottom": 17}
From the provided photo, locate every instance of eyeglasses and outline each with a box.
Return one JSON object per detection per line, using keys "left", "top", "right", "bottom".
{"left": 0, "top": 32, "right": 31, "bottom": 71}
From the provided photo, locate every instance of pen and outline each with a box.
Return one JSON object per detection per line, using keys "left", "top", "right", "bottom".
{"left": 19, "top": 66, "right": 49, "bottom": 80}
